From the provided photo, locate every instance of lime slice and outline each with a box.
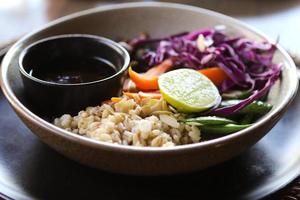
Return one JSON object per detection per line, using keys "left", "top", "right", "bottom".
{"left": 158, "top": 68, "right": 221, "bottom": 113}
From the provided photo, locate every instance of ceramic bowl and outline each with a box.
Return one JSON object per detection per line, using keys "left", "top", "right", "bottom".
{"left": 19, "top": 34, "right": 130, "bottom": 117}
{"left": 0, "top": 2, "right": 298, "bottom": 175}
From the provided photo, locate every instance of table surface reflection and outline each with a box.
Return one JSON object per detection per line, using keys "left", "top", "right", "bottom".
{"left": 1, "top": 0, "right": 300, "bottom": 55}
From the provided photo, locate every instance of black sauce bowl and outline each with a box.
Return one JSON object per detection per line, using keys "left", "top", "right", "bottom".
{"left": 19, "top": 34, "right": 130, "bottom": 117}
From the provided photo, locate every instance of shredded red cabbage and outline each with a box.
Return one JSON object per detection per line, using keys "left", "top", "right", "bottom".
{"left": 128, "top": 27, "right": 282, "bottom": 116}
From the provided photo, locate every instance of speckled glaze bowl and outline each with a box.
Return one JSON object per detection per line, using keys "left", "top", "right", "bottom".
{"left": 0, "top": 2, "right": 298, "bottom": 175}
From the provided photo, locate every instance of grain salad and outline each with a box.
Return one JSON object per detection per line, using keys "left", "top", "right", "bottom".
{"left": 54, "top": 27, "right": 281, "bottom": 147}
{"left": 54, "top": 97, "right": 201, "bottom": 147}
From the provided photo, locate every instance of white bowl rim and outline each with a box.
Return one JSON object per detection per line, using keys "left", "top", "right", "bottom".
{"left": 0, "top": 2, "right": 298, "bottom": 153}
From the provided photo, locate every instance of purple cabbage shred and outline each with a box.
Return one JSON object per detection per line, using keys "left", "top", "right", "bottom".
{"left": 128, "top": 27, "right": 282, "bottom": 116}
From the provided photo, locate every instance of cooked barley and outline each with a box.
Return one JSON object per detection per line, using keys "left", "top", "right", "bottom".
{"left": 54, "top": 97, "right": 201, "bottom": 147}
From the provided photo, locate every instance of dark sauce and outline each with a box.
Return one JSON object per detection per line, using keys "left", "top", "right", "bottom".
{"left": 26, "top": 56, "right": 117, "bottom": 84}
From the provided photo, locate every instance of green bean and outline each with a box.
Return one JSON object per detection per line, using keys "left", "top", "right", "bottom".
{"left": 221, "top": 100, "right": 272, "bottom": 115}
{"left": 183, "top": 116, "right": 236, "bottom": 126}
{"left": 240, "top": 114, "right": 254, "bottom": 125}
{"left": 221, "top": 89, "right": 252, "bottom": 99}
{"left": 201, "top": 124, "right": 251, "bottom": 135}
{"left": 184, "top": 121, "right": 203, "bottom": 126}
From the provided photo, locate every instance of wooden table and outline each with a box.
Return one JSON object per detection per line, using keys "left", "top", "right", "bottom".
{"left": 1, "top": 1, "right": 300, "bottom": 199}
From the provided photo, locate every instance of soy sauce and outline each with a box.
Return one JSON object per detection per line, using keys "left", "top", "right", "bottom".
{"left": 26, "top": 56, "right": 117, "bottom": 84}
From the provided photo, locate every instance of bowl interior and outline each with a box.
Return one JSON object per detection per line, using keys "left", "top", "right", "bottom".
{"left": 1, "top": 3, "right": 298, "bottom": 147}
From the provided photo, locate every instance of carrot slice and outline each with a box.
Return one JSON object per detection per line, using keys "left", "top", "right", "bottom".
{"left": 138, "top": 91, "right": 162, "bottom": 99}
{"left": 128, "top": 59, "right": 173, "bottom": 91}
{"left": 128, "top": 67, "right": 158, "bottom": 90}
{"left": 111, "top": 97, "right": 122, "bottom": 103}
{"left": 198, "top": 67, "right": 228, "bottom": 86}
